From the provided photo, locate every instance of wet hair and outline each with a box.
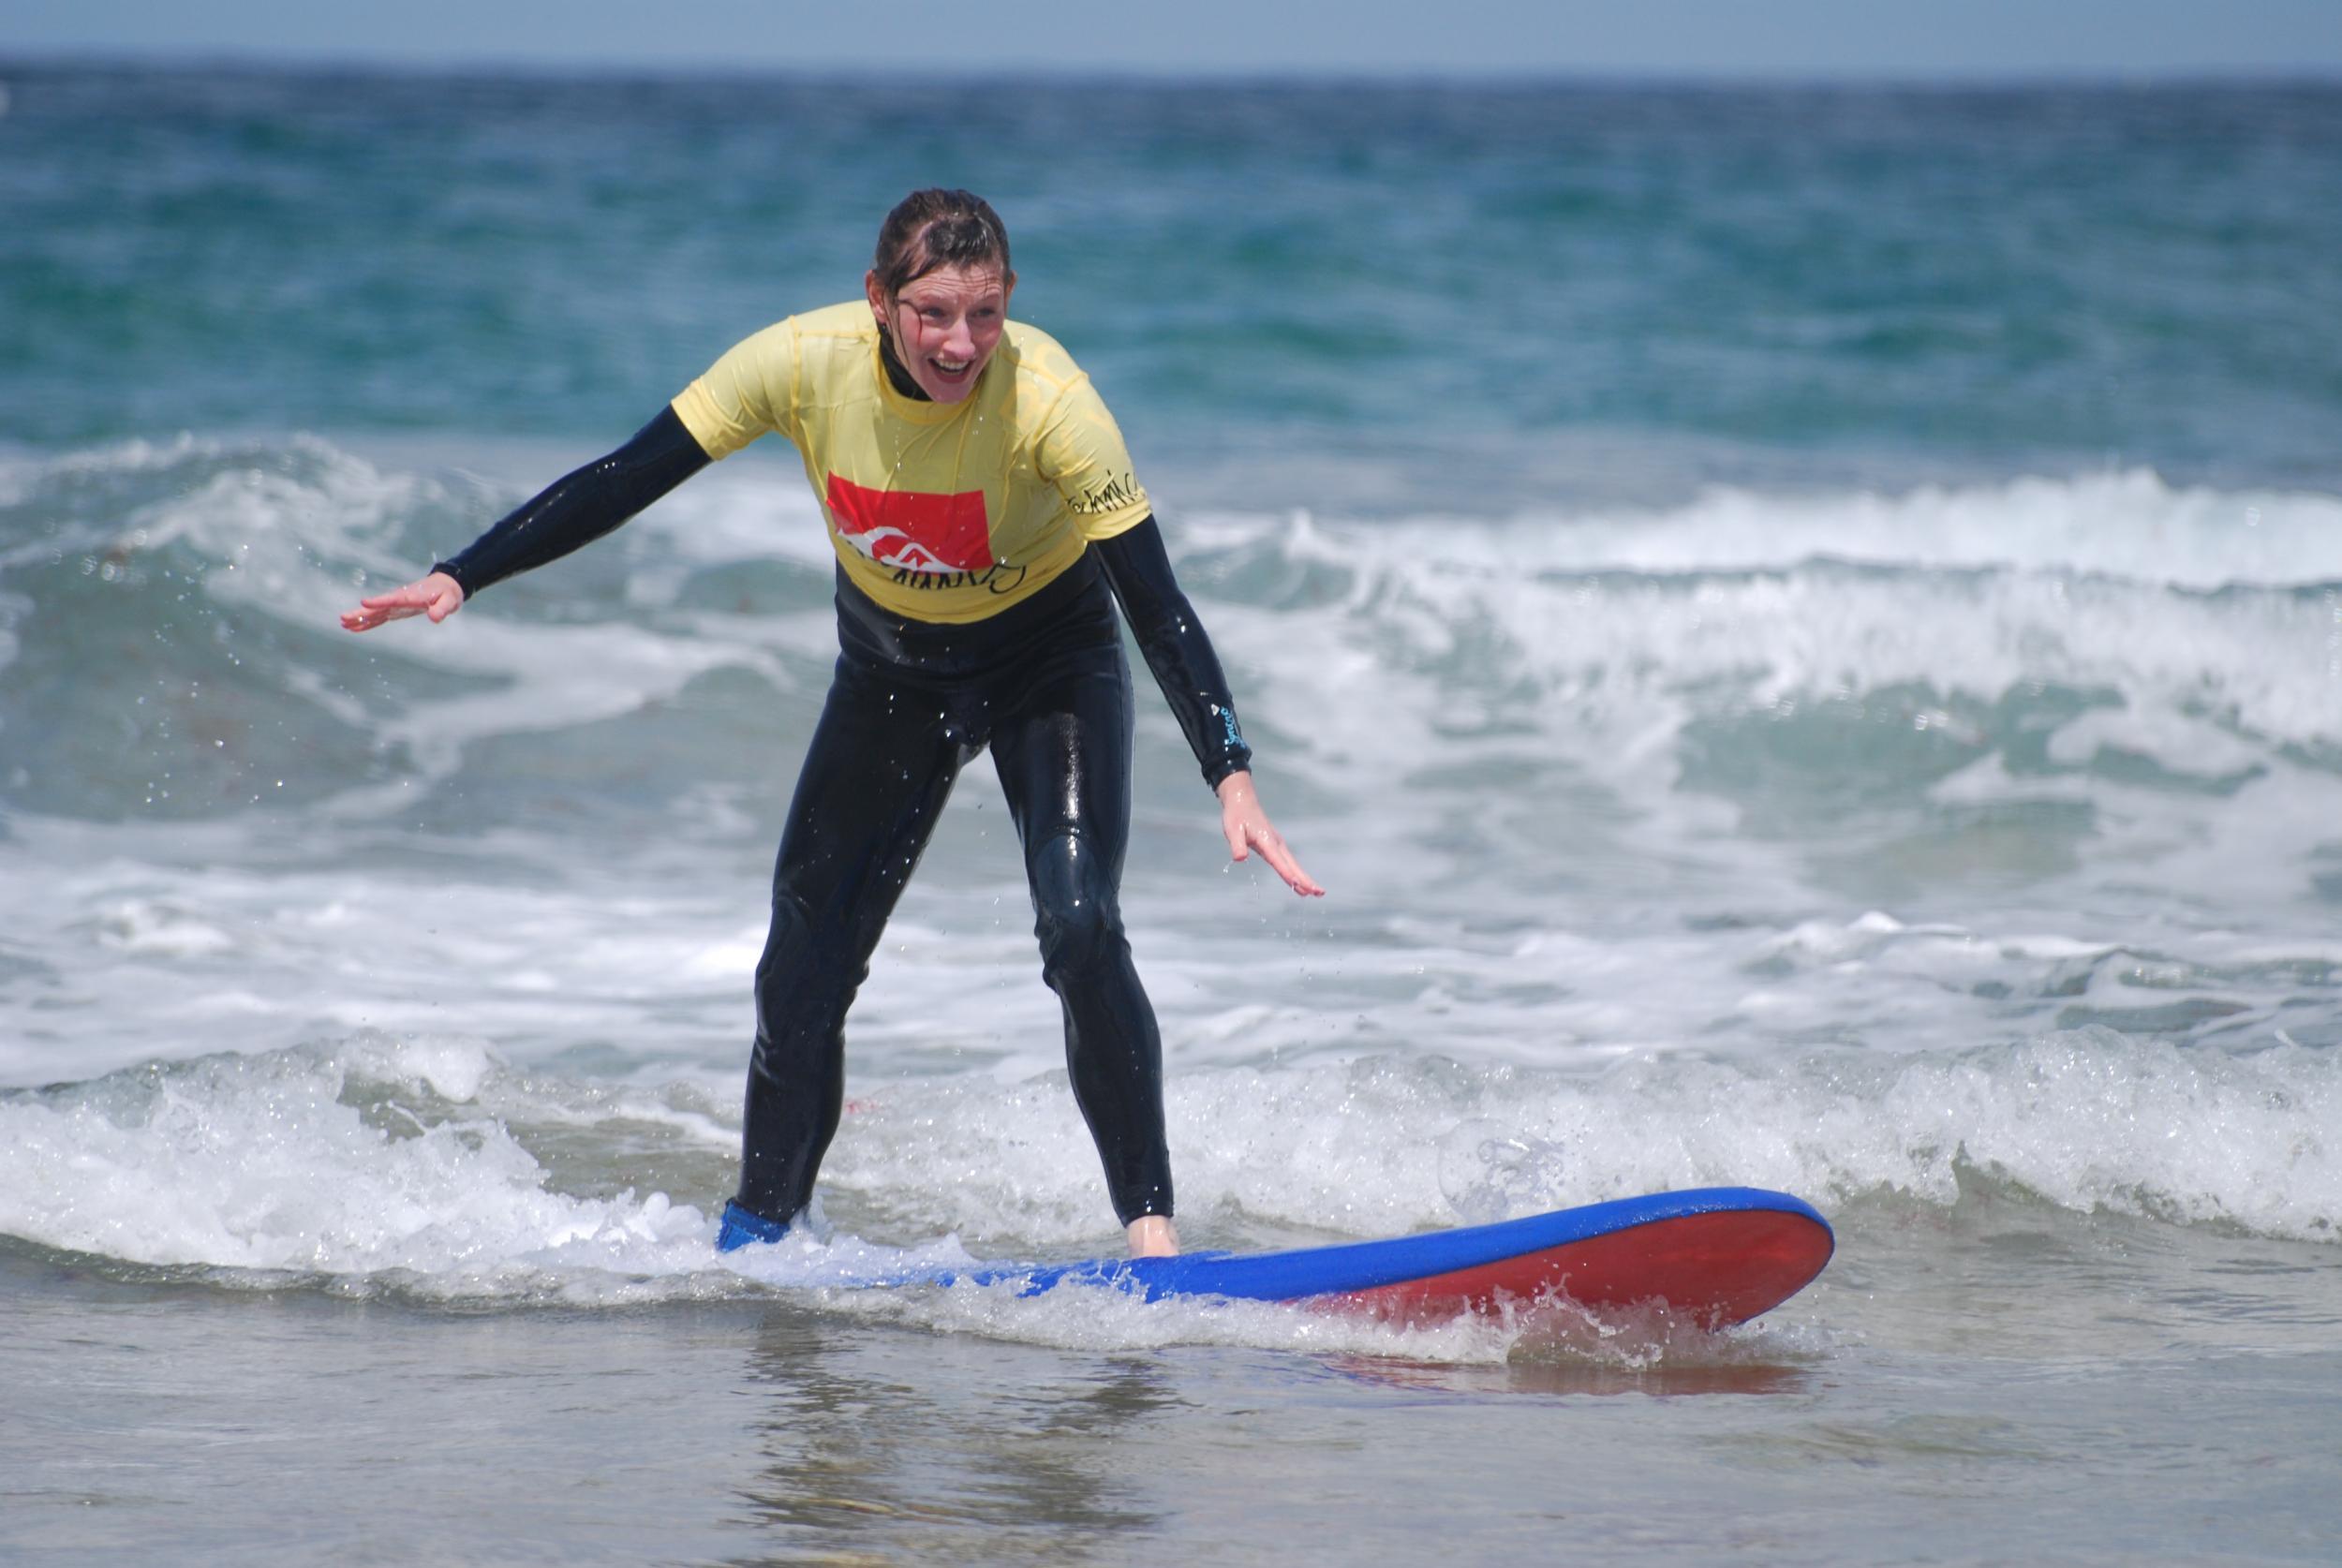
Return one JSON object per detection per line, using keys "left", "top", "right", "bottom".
{"left": 871, "top": 188, "right": 1013, "bottom": 297}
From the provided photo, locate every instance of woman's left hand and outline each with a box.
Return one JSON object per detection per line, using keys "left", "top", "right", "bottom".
{"left": 339, "top": 570, "right": 465, "bottom": 632}
{"left": 1215, "top": 770, "right": 1324, "bottom": 897}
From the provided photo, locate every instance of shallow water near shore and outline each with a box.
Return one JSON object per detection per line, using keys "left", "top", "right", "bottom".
{"left": 7, "top": 1190, "right": 2337, "bottom": 1564}
{"left": 5, "top": 64, "right": 2342, "bottom": 1563}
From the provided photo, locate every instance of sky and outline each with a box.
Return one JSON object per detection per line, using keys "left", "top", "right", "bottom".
{"left": 4, "top": 0, "right": 2340, "bottom": 80}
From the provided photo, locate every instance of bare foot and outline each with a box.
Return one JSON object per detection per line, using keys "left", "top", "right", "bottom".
{"left": 1126, "top": 1215, "right": 1179, "bottom": 1257}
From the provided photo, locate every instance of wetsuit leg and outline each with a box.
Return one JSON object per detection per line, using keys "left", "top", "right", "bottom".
{"left": 989, "top": 632, "right": 1175, "bottom": 1226}
{"left": 735, "top": 653, "right": 971, "bottom": 1224}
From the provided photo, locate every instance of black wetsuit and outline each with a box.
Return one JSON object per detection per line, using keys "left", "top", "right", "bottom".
{"left": 436, "top": 371, "right": 1252, "bottom": 1229}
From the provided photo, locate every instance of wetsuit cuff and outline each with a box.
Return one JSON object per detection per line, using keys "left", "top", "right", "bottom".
{"left": 429, "top": 559, "right": 475, "bottom": 599}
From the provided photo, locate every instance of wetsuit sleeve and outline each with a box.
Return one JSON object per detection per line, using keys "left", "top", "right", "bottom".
{"left": 671, "top": 319, "right": 801, "bottom": 459}
{"left": 1035, "top": 376, "right": 1152, "bottom": 541}
{"left": 432, "top": 407, "right": 711, "bottom": 599}
{"left": 1093, "top": 516, "right": 1254, "bottom": 790}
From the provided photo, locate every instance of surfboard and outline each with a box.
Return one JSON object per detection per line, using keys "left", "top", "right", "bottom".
{"left": 850, "top": 1187, "right": 1834, "bottom": 1327}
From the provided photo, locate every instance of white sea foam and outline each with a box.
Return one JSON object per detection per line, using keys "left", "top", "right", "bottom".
{"left": 3, "top": 1023, "right": 2332, "bottom": 1337}
{"left": 1227, "top": 525, "right": 2342, "bottom": 778}
{"left": 831, "top": 1031, "right": 2342, "bottom": 1247}
{"left": 0, "top": 1043, "right": 713, "bottom": 1279}
{"left": 1364, "top": 468, "right": 2342, "bottom": 589}
{"left": 7, "top": 438, "right": 2341, "bottom": 1340}
{"left": 0, "top": 1036, "right": 1778, "bottom": 1359}
{"left": 10, "top": 438, "right": 2340, "bottom": 829}
{"left": 1146, "top": 474, "right": 2342, "bottom": 806}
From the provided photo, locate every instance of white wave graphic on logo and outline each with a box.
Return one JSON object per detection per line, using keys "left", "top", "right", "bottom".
{"left": 837, "top": 523, "right": 957, "bottom": 574}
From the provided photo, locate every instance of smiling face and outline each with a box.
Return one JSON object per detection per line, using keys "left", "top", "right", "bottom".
{"left": 866, "top": 261, "right": 1015, "bottom": 404}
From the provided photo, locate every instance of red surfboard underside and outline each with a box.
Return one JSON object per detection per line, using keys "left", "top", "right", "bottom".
{"left": 1328, "top": 1209, "right": 1835, "bottom": 1328}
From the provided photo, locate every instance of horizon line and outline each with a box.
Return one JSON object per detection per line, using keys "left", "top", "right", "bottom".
{"left": 6, "top": 48, "right": 2340, "bottom": 92}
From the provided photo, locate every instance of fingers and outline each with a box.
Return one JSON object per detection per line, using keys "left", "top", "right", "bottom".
{"left": 338, "top": 598, "right": 422, "bottom": 632}
{"left": 1250, "top": 827, "right": 1326, "bottom": 897}
{"left": 339, "top": 576, "right": 460, "bottom": 633}
{"left": 1218, "top": 778, "right": 1326, "bottom": 896}
{"left": 1229, "top": 816, "right": 1325, "bottom": 896}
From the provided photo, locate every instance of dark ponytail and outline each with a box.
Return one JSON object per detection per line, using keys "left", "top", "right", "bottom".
{"left": 872, "top": 188, "right": 1013, "bottom": 295}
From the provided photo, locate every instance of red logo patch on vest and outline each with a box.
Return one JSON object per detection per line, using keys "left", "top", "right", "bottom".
{"left": 824, "top": 474, "right": 992, "bottom": 574}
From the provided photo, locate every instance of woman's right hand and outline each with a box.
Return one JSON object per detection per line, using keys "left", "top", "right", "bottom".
{"left": 1216, "top": 770, "right": 1325, "bottom": 897}
{"left": 340, "top": 571, "right": 465, "bottom": 632}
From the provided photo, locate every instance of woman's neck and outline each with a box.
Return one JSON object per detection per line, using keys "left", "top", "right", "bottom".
{"left": 877, "top": 332, "right": 930, "bottom": 402}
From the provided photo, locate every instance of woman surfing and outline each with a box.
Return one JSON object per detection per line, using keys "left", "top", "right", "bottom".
{"left": 341, "top": 188, "right": 1321, "bottom": 1260}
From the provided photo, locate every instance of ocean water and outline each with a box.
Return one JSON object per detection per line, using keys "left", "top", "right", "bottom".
{"left": 4, "top": 63, "right": 2341, "bottom": 1564}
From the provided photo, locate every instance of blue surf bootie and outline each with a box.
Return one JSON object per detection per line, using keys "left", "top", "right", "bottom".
{"left": 717, "top": 1201, "right": 791, "bottom": 1252}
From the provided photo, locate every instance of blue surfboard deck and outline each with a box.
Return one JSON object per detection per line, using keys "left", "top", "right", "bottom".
{"left": 830, "top": 1186, "right": 1834, "bottom": 1328}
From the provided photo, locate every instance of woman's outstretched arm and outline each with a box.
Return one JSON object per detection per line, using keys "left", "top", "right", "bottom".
{"left": 1094, "top": 518, "right": 1324, "bottom": 897}
{"left": 339, "top": 407, "right": 710, "bottom": 631}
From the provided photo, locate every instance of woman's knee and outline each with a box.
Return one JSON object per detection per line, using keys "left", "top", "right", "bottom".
{"left": 753, "top": 890, "right": 862, "bottom": 1041}
{"left": 1027, "top": 831, "right": 1127, "bottom": 976}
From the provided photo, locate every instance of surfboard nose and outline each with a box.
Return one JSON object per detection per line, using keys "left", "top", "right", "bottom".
{"left": 1330, "top": 1206, "right": 1836, "bottom": 1329}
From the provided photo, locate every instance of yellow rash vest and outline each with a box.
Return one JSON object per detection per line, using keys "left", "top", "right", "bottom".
{"left": 671, "top": 302, "right": 1153, "bottom": 624}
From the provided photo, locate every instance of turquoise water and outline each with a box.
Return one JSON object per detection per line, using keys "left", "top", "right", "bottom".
{"left": 10, "top": 69, "right": 2342, "bottom": 485}
{"left": 4, "top": 63, "right": 2341, "bottom": 1565}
